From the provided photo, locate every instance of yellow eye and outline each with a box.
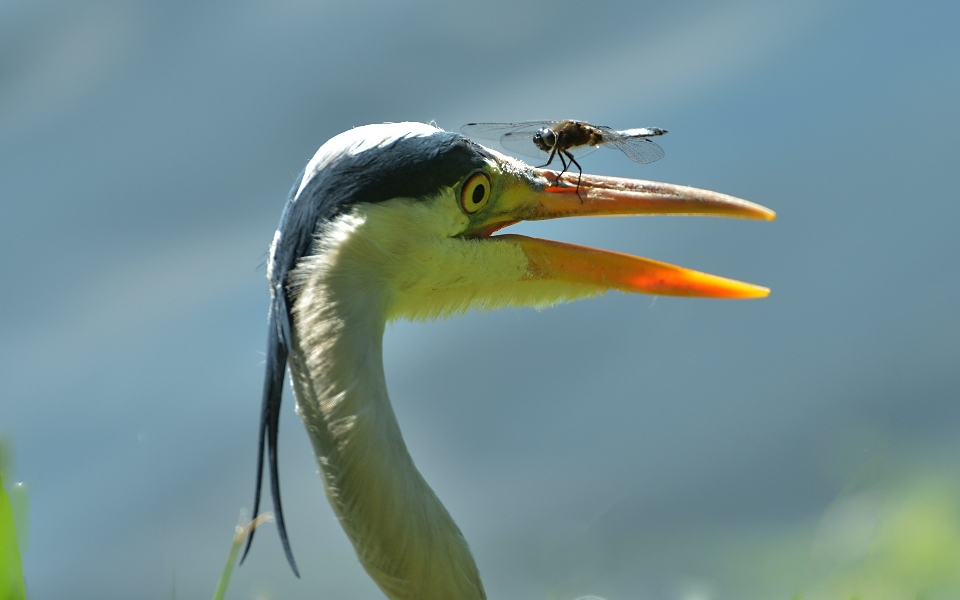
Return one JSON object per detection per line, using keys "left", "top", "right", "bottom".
{"left": 460, "top": 172, "right": 491, "bottom": 214}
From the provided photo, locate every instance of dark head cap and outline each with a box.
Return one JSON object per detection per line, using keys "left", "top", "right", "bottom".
{"left": 273, "top": 123, "right": 494, "bottom": 287}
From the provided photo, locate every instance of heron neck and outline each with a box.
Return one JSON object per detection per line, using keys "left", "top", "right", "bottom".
{"left": 287, "top": 225, "right": 486, "bottom": 600}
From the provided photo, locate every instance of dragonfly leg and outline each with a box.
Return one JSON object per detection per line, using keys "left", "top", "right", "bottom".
{"left": 565, "top": 151, "right": 584, "bottom": 202}
{"left": 537, "top": 146, "right": 558, "bottom": 169}
{"left": 538, "top": 147, "right": 566, "bottom": 186}
{"left": 557, "top": 151, "right": 570, "bottom": 178}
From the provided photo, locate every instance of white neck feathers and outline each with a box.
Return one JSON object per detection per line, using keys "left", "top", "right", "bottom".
{"left": 287, "top": 210, "right": 487, "bottom": 600}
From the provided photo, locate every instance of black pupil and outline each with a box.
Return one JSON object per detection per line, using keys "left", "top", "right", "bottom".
{"left": 472, "top": 183, "right": 485, "bottom": 204}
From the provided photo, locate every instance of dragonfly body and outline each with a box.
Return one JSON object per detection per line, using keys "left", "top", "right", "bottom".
{"left": 533, "top": 120, "right": 605, "bottom": 154}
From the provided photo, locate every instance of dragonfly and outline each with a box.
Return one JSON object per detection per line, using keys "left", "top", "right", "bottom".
{"left": 460, "top": 120, "right": 667, "bottom": 192}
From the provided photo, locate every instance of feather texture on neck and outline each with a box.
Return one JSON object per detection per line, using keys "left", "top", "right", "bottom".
{"left": 288, "top": 206, "right": 487, "bottom": 600}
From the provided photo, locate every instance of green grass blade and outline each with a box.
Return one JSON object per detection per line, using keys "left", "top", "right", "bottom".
{"left": 0, "top": 468, "right": 26, "bottom": 600}
{"left": 211, "top": 512, "right": 273, "bottom": 600}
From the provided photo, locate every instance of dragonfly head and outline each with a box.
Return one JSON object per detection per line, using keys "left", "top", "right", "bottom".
{"left": 532, "top": 127, "right": 557, "bottom": 152}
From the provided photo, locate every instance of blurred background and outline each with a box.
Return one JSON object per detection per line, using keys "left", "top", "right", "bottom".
{"left": 2, "top": 0, "right": 959, "bottom": 598}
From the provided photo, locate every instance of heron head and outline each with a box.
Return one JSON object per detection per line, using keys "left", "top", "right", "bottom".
{"left": 277, "top": 122, "right": 773, "bottom": 325}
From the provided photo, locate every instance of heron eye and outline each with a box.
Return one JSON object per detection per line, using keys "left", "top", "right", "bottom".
{"left": 460, "top": 172, "right": 491, "bottom": 214}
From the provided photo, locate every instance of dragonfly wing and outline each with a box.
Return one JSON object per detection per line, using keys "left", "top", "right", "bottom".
{"left": 498, "top": 129, "right": 548, "bottom": 158}
{"left": 610, "top": 137, "right": 665, "bottom": 164}
{"left": 460, "top": 121, "right": 557, "bottom": 141}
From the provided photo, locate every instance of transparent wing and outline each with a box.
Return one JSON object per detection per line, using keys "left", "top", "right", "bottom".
{"left": 593, "top": 126, "right": 665, "bottom": 164}
{"left": 609, "top": 137, "right": 665, "bottom": 164}
{"left": 460, "top": 122, "right": 554, "bottom": 158}
{"left": 460, "top": 121, "right": 559, "bottom": 141}
{"left": 499, "top": 128, "right": 548, "bottom": 158}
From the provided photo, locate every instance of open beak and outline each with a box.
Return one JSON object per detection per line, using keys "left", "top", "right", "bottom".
{"left": 471, "top": 168, "right": 775, "bottom": 299}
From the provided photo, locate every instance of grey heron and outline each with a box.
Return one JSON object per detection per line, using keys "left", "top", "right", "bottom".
{"left": 240, "top": 122, "right": 774, "bottom": 600}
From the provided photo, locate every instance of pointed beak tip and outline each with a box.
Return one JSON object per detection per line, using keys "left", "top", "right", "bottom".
{"left": 725, "top": 282, "right": 771, "bottom": 300}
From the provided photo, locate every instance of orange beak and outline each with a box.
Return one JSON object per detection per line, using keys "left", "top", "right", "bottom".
{"left": 469, "top": 168, "right": 775, "bottom": 299}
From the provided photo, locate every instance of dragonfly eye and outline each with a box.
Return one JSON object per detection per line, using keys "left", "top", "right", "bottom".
{"left": 539, "top": 128, "right": 556, "bottom": 147}
{"left": 533, "top": 128, "right": 556, "bottom": 152}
